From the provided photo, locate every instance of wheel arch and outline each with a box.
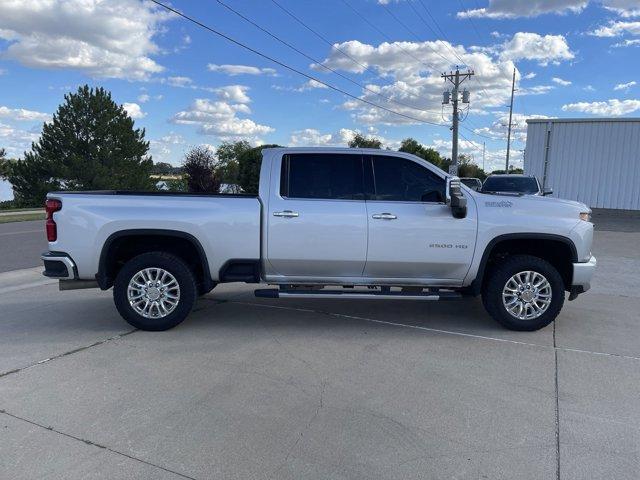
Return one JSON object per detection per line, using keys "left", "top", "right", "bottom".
{"left": 97, "top": 229, "right": 213, "bottom": 291}
{"left": 468, "top": 233, "right": 578, "bottom": 295}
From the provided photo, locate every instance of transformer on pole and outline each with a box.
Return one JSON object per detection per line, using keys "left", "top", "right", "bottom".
{"left": 442, "top": 68, "right": 474, "bottom": 175}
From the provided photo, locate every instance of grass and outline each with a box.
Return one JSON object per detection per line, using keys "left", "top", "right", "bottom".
{"left": 0, "top": 213, "right": 45, "bottom": 224}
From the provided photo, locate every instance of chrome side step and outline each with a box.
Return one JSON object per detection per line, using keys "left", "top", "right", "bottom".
{"left": 254, "top": 288, "right": 462, "bottom": 301}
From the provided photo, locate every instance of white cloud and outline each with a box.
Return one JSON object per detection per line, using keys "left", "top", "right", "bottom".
{"left": 602, "top": 0, "right": 640, "bottom": 17}
{"left": 172, "top": 89, "right": 273, "bottom": 143}
{"left": 517, "top": 85, "right": 556, "bottom": 95}
{"left": 298, "top": 79, "right": 328, "bottom": 91}
{"left": 123, "top": 102, "right": 145, "bottom": 119}
{"left": 289, "top": 128, "right": 357, "bottom": 146}
{"left": 317, "top": 38, "right": 520, "bottom": 125}
{"left": 166, "top": 76, "right": 193, "bottom": 87}
{"left": 457, "top": 0, "right": 640, "bottom": 19}
{"left": 289, "top": 127, "right": 402, "bottom": 149}
{"left": 274, "top": 79, "right": 330, "bottom": 93}
{"left": 612, "top": 38, "right": 640, "bottom": 46}
{"left": 523, "top": 72, "right": 537, "bottom": 79}
{"left": 149, "top": 132, "right": 186, "bottom": 164}
{"left": 590, "top": 20, "right": 640, "bottom": 36}
{"left": 562, "top": 99, "right": 640, "bottom": 115}
{"left": 0, "top": 122, "right": 41, "bottom": 157}
{"left": 214, "top": 85, "right": 251, "bottom": 103}
{"left": 0, "top": 0, "right": 168, "bottom": 80}
{"left": 584, "top": 85, "right": 596, "bottom": 91}
{"left": 614, "top": 80, "right": 637, "bottom": 91}
{"left": 472, "top": 112, "right": 550, "bottom": 142}
{"left": 498, "top": 32, "right": 574, "bottom": 65}
{"left": 0, "top": 106, "right": 50, "bottom": 122}
{"left": 207, "top": 64, "right": 277, "bottom": 76}
{"left": 552, "top": 77, "right": 572, "bottom": 86}
{"left": 457, "top": 0, "right": 588, "bottom": 19}
{"left": 137, "top": 93, "right": 162, "bottom": 103}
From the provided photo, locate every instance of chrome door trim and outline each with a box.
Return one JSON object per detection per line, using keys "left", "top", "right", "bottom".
{"left": 371, "top": 213, "right": 398, "bottom": 220}
{"left": 273, "top": 210, "right": 299, "bottom": 218}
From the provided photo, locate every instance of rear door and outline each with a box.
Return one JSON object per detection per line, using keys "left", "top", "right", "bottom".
{"left": 266, "top": 152, "right": 368, "bottom": 278}
{"left": 363, "top": 154, "right": 476, "bottom": 283}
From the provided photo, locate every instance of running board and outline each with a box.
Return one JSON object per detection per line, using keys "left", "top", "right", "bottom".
{"left": 254, "top": 288, "right": 462, "bottom": 301}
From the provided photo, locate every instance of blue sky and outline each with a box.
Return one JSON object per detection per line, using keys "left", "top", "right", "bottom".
{"left": 0, "top": 0, "right": 639, "bottom": 172}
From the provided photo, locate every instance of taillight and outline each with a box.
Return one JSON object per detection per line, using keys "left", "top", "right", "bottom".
{"left": 45, "top": 199, "right": 62, "bottom": 242}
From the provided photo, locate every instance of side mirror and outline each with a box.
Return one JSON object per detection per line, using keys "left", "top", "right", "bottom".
{"left": 543, "top": 188, "right": 553, "bottom": 196}
{"left": 446, "top": 177, "right": 467, "bottom": 219}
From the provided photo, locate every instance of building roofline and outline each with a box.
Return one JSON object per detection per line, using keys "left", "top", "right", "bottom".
{"left": 526, "top": 117, "right": 640, "bottom": 124}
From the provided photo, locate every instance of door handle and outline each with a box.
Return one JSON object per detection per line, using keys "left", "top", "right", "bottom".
{"left": 372, "top": 212, "right": 397, "bottom": 220}
{"left": 273, "top": 210, "right": 299, "bottom": 218}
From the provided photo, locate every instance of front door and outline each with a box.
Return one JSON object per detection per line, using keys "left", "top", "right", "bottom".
{"left": 363, "top": 154, "right": 476, "bottom": 283}
{"left": 266, "top": 152, "right": 368, "bottom": 279}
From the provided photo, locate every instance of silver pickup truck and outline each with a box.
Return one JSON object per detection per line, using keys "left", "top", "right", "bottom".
{"left": 42, "top": 147, "right": 596, "bottom": 332}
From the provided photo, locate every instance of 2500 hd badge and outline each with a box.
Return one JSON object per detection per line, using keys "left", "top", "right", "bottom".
{"left": 429, "top": 243, "right": 469, "bottom": 249}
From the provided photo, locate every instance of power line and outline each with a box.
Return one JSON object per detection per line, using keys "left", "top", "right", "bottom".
{"left": 416, "top": 0, "right": 454, "bottom": 45}
{"left": 147, "top": 0, "right": 446, "bottom": 126}
{"left": 339, "top": 0, "right": 441, "bottom": 73}
{"left": 380, "top": 0, "right": 498, "bottom": 138}
{"left": 342, "top": 0, "right": 493, "bottom": 135}
{"left": 461, "top": 124, "right": 496, "bottom": 140}
{"left": 268, "top": 0, "right": 434, "bottom": 102}
{"left": 407, "top": 0, "right": 467, "bottom": 67}
{"left": 269, "top": 0, "right": 374, "bottom": 76}
{"left": 379, "top": 2, "right": 453, "bottom": 68}
{"left": 214, "top": 0, "right": 441, "bottom": 115}
{"left": 457, "top": 0, "right": 485, "bottom": 48}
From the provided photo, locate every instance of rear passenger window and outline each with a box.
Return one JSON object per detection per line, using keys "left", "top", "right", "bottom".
{"left": 280, "top": 153, "right": 364, "bottom": 200}
{"left": 371, "top": 156, "right": 446, "bottom": 203}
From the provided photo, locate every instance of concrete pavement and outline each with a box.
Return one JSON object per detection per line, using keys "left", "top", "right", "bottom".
{"left": 0, "top": 220, "right": 47, "bottom": 273}
{"left": 0, "top": 222, "right": 639, "bottom": 479}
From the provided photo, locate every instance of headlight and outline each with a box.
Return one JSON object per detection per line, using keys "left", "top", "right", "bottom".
{"left": 579, "top": 212, "right": 591, "bottom": 222}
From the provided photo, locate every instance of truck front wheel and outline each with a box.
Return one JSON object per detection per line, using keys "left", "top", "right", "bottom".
{"left": 113, "top": 252, "right": 197, "bottom": 331}
{"left": 482, "top": 254, "right": 565, "bottom": 331}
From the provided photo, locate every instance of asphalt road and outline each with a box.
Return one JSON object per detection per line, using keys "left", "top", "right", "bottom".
{"left": 0, "top": 217, "right": 639, "bottom": 479}
{"left": 0, "top": 220, "right": 47, "bottom": 273}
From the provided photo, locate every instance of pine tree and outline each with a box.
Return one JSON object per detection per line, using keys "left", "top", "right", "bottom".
{"left": 9, "top": 85, "right": 154, "bottom": 206}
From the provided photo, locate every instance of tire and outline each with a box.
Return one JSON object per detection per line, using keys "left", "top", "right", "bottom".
{"left": 113, "top": 252, "right": 197, "bottom": 331}
{"left": 482, "top": 254, "right": 565, "bottom": 331}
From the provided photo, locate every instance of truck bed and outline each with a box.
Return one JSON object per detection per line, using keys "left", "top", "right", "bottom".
{"left": 54, "top": 190, "right": 257, "bottom": 198}
{"left": 48, "top": 191, "right": 262, "bottom": 281}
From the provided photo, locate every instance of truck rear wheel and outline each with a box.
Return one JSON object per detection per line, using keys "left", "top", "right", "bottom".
{"left": 113, "top": 252, "right": 197, "bottom": 331}
{"left": 482, "top": 254, "right": 564, "bottom": 331}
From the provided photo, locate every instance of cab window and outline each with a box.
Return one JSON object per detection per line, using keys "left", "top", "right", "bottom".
{"left": 371, "top": 156, "right": 446, "bottom": 202}
{"left": 280, "top": 153, "right": 364, "bottom": 200}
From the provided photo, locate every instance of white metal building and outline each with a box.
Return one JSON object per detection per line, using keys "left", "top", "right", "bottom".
{"left": 525, "top": 118, "right": 640, "bottom": 210}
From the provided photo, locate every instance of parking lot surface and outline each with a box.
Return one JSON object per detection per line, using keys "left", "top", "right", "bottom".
{"left": 1, "top": 217, "right": 639, "bottom": 479}
{"left": 0, "top": 220, "right": 47, "bottom": 273}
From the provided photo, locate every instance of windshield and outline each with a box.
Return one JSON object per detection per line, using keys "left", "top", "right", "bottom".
{"left": 460, "top": 178, "right": 481, "bottom": 189}
{"left": 482, "top": 176, "right": 539, "bottom": 194}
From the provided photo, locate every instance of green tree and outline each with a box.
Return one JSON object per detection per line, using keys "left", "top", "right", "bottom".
{"left": 151, "top": 162, "right": 175, "bottom": 175}
{"left": 0, "top": 148, "right": 8, "bottom": 177}
{"left": 490, "top": 167, "right": 524, "bottom": 175}
{"left": 215, "top": 140, "right": 251, "bottom": 189}
{"left": 238, "top": 144, "right": 282, "bottom": 194}
{"left": 457, "top": 154, "right": 488, "bottom": 180}
{"left": 398, "top": 137, "right": 447, "bottom": 169}
{"left": 7, "top": 85, "right": 154, "bottom": 206}
{"left": 348, "top": 133, "right": 382, "bottom": 149}
{"left": 182, "top": 146, "right": 221, "bottom": 193}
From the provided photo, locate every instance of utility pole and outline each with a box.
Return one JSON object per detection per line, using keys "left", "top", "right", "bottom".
{"left": 505, "top": 67, "right": 516, "bottom": 173}
{"left": 482, "top": 141, "right": 486, "bottom": 171}
{"left": 442, "top": 67, "right": 474, "bottom": 175}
